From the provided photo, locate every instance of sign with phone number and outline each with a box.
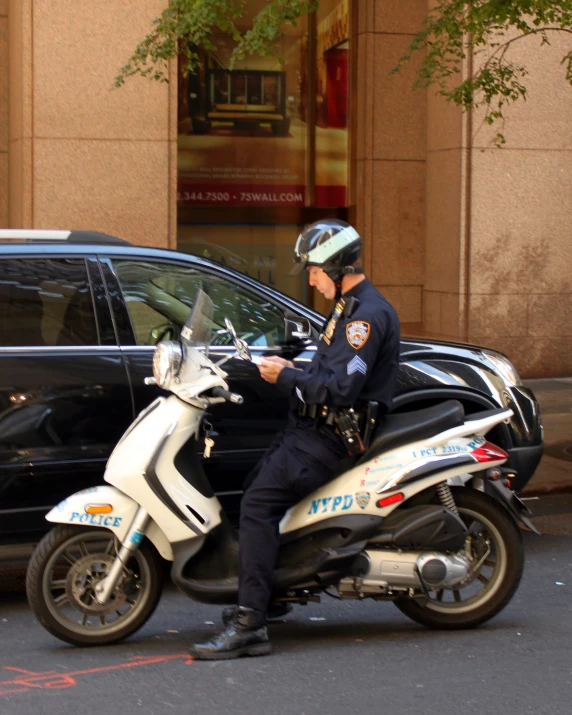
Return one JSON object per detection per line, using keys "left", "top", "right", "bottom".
{"left": 177, "top": 183, "right": 306, "bottom": 206}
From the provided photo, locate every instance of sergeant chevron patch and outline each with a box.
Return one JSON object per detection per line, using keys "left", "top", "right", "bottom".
{"left": 347, "top": 355, "right": 367, "bottom": 376}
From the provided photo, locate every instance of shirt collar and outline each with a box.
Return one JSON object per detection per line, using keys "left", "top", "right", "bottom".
{"left": 342, "top": 276, "right": 370, "bottom": 299}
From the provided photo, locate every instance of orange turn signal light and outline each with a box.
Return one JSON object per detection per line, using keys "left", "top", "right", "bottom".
{"left": 85, "top": 504, "right": 113, "bottom": 515}
{"left": 376, "top": 492, "right": 404, "bottom": 508}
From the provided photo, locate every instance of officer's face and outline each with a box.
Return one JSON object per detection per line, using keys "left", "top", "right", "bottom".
{"left": 307, "top": 266, "right": 336, "bottom": 300}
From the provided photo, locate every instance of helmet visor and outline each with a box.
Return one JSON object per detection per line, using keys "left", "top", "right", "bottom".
{"left": 290, "top": 230, "right": 309, "bottom": 276}
{"left": 289, "top": 258, "right": 305, "bottom": 276}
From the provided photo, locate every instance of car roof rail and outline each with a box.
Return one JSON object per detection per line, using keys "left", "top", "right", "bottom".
{"left": 0, "top": 229, "right": 132, "bottom": 245}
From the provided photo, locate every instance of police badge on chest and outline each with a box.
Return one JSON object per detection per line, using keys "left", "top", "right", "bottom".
{"left": 320, "top": 297, "right": 360, "bottom": 345}
{"left": 320, "top": 298, "right": 346, "bottom": 345}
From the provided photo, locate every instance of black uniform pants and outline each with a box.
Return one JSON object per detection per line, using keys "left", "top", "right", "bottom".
{"left": 238, "top": 423, "right": 346, "bottom": 613}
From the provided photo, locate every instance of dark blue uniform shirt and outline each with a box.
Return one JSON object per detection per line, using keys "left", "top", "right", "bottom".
{"left": 276, "top": 277, "right": 400, "bottom": 416}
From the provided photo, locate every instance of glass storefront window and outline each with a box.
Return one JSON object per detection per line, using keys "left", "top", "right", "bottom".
{"left": 178, "top": 12, "right": 309, "bottom": 210}
{"left": 177, "top": 224, "right": 308, "bottom": 305}
{"left": 177, "top": 0, "right": 353, "bottom": 308}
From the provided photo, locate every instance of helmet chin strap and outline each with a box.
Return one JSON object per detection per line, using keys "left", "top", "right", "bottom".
{"left": 328, "top": 265, "right": 364, "bottom": 299}
{"left": 324, "top": 269, "right": 343, "bottom": 297}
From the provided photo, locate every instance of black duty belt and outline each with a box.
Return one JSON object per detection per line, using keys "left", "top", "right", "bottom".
{"left": 297, "top": 402, "right": 336, "bottom": 426}
{"left": 298, "top": 400, "right": 380, "bottom": 453}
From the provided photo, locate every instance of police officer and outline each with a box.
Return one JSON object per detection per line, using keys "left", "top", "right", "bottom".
{"left": 191, "top": 219, "right": 400, "bottom": 660}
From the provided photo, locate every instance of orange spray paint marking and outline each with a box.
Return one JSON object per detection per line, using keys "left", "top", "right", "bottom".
{"left": 0, "top": 653, "right": 193, "bottom": 696}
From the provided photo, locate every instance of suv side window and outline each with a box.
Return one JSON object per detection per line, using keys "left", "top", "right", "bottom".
{"left": 113, "top": 260, "right": 286, "bottom": 347}
{"left": 0, "top": 258, "right": 98, "bottom": 347}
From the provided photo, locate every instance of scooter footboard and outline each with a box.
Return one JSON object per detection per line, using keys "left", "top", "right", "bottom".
{"left": 46, "top": 485, "right": 173, "bottom": 560}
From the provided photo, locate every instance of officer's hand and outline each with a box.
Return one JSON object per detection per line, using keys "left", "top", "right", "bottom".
{"left": 258, "top": 356, "right": 293, "bottom": 384}
{"left": 263, "top": 356, "right": 294, "bottom": 369}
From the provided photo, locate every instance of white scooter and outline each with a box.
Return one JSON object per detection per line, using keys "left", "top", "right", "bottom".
{"left": 26, "top": 289, "right": 537, "bottom": 646}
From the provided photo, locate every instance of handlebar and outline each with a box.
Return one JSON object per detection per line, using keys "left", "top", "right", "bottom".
{"left": 212, "top": 386, "right": 244, "bottom": 404}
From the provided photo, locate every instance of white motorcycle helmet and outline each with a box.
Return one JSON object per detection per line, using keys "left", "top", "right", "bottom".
{"left": 290, "top": 219, "right": 362, "bottom": 283}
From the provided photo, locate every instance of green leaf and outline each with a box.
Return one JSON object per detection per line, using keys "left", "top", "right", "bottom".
{"left": 393, "top": 0, "right": 572, "bottom": 144}
{"left": 115, "top": 0, "right": 319, "bottom": 87}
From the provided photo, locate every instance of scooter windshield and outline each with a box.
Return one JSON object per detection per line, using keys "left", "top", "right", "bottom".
{"left": 180, "top": 289, "right": 214, "bottom": 355}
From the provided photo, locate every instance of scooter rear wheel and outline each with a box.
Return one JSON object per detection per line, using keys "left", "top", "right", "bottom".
{"left": 26, "top": 525, "right": 163, "bottom": 646}
{"left": 393, "top": 487, "right": 524, "bottom": 629}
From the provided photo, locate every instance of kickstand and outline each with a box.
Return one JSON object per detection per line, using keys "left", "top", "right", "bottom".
{"left": 413, "top": 564, "right": 431, "bottom": 600}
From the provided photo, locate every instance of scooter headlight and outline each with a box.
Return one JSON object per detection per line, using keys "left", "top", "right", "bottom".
{"left": 153, "top": 341, "right": 183, "bottom": 388}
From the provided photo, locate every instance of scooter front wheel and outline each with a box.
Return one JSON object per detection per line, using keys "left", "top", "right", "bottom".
{"left": 26, "top": 525, "right": 163, "bottom": 646}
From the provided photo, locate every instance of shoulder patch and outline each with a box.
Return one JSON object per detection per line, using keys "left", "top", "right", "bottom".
{"left": 346, "top": 321, "right": 370, "bottom": 350}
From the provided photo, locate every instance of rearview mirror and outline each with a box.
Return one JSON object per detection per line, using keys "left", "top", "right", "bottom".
{"left": 224, "top": 318, "right": 252, "bottom": 361}
{"left": 285, "top": 315, "right": 314, "bottom": 343}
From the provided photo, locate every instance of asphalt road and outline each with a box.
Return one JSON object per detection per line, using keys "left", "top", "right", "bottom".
{"left": 1, "top": 496, "right": 571, "bottom": 715}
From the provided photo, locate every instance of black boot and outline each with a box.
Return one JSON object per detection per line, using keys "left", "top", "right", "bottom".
{"left": 221, "top": 602, "right": 293, "bottom": 626}
{"left": 190, "top": 607, "right": 271, "bottom": 660}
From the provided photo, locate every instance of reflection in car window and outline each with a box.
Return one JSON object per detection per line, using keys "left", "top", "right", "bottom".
{"left": 113, "top": 260, "right": 287, "bottom": 347}
{"left": 0, "top": 258, "right": 98, "bottom": 347}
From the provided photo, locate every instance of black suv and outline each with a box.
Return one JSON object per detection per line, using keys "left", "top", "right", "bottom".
{"left": 0, "top": 231, "right": 543, "bottom": 560}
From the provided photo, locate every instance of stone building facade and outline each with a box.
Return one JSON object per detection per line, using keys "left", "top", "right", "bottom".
{"left": 1, "top": 0, "right": 571, "bottom": 377}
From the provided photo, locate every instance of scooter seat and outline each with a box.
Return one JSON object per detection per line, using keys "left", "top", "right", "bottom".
{"left": 358, "top": 399, "right": 465, "bottom": 463}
